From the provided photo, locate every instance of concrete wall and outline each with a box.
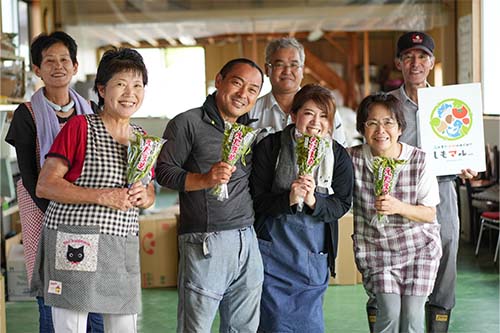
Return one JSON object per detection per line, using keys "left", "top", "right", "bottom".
{"left": 484, "top": 116, "right": 500, "bottom": 147}
{"left": 132, "top": 117, "right": 169, "bottom": 138}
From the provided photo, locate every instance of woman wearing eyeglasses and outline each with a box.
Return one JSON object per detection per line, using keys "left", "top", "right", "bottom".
{"left": 348, "top": 93, "right": 442, "bottom": 333}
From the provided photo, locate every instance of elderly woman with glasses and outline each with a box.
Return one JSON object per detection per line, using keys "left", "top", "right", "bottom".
{"left": 348, "top": 93, "right": 442, "bottom": 333}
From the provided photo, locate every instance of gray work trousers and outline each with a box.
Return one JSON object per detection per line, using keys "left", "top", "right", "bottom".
{"left": 374, "top": 293, "right": 427, "bottom": 333}
{"left": 428, "top": 180, "right": 459, "bottom": 310}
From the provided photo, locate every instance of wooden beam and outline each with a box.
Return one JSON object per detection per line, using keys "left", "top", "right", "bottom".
{"left": 304, "top": 48, "right": 347, "bottom": 100}
{"left": 98, "top": 30, "right": 350, "bottom": 50}
{"left": 323, "top": 32, "right": 346, "bottom": 56}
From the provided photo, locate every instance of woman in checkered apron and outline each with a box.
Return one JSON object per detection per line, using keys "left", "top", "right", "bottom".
{"left": 348, "top": 93, "right": 442, "bottom": 333}
{"left": 5, "top": 31, "right": 104, "bottom": 332}
{"left": 31, "top": 48, "right": 155, "bottom": 332}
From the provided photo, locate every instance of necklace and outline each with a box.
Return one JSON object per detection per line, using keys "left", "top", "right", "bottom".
{"left": 44, "top": 95, "right": 75, "bottom": 113}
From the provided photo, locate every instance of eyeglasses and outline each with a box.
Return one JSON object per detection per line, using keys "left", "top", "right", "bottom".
{"left": 364, "top": 118, "right": 398, "bottom": 129}
{"left": 266, "top": 62, "right": 303, "bottom": 71}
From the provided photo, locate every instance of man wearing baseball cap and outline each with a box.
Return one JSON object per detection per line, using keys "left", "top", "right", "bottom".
{"left": 372, "top": 31, "right": 476, "bottom": 333}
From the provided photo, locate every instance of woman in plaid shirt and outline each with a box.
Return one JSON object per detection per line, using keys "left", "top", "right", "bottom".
{"left": 348, "top": 93, "right": 441, "bottom": 333}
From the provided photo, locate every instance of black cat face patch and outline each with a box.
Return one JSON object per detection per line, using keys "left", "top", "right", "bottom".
{"left": 55, "top": 231, "right": 99, "bottom": 272}
{"left": 66, "top": 245, "right": 85, "bottom": 264}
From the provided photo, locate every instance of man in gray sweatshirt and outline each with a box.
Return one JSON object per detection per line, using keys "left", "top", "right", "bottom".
{"left": 156, "top": 58, "right": 264, "bottom": 333}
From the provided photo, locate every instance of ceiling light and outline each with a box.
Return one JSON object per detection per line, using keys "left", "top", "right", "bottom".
{"left": 178, "top": 36, "right": 197, "bottom": 46}
{"left": 307, "top": 28, "right": 324, "bottom": 42}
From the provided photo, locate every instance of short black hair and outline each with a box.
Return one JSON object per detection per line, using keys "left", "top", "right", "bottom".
{"left": 219, "top": 58, "right": 264, "bottom": 88}
{"left": 356, "top": 93, "right": 407, "bottom": 135}
{"left": 93, "top": 48, "right": 148, "bottom": 107}
{"left": 30, "top": 31, "right": 78, "bottom": 67}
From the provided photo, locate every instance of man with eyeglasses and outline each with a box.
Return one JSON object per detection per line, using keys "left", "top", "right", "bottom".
{"left": 248, "top": 37, "right": 347, "bottom": 146}
{"left": 381, "top": 31, "right": 477, "bottom": 333}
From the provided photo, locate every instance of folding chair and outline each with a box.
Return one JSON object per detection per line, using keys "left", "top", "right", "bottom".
{"left": 474, "top": 211, "right": 500, "bottom": 262}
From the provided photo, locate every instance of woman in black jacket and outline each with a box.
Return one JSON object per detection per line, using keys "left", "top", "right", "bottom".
{"left": 250, "top": 84, "right": 353, "bottom": 333}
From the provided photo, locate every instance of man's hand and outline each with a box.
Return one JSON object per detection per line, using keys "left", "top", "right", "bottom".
{"left": 459, "top": 168, "right": 478, "bottom": 180}
{"left": 184, "top": 161, "right": 236, "bottom": 192}
{"left": 205, "top": 162, "right": 236, "bottom": 188}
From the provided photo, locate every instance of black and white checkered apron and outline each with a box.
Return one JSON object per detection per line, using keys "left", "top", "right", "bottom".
{"left": 33, "top": 114, "right": 143, "bottom": 314}
{"left": 350, "top": 145, "right": 442, "bottom": 297}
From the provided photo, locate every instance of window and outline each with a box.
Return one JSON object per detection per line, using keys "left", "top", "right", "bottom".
{"left": 1, "top": 0, "right": 18, "bottom": 35}
{"left": 135, "top": 47, "right": 206, "bottom": 119}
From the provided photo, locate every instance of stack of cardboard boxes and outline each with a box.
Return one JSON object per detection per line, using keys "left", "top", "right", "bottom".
{"left": 138, "top": 206, "right": 361, "bottom": 288}
{"left": 139, "top": 205, "right": 180, "bottom": 288}
{"left": 330, "top": 212, "right": 362, "bottom": 285}
{"left": 6, "top": 234, "right": 32, "bottom": 301}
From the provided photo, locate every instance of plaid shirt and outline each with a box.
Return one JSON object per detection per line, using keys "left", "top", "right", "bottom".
{"left": 349, "top": 144, "right": 441, "bottom": 296}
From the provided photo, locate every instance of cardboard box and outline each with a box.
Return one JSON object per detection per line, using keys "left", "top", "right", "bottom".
{"left": 0, "top": 76, "right": 17, "bottom": 97}
{"left": 0, "top": 275, "right": 6, "bottom": 333}
{"left": 4, "top": 233, "right": 22, "bottom": 262}
{"left": 330, "top": 213, "right": 361, "bottom": 285}
{"left": 139, "top": 205, "right": 179, "bottom": 288}
{"left": 10, "top": 209, "right": 21, "bottom": 234}
{"left": 6, "top": 243, "right": 32, "bottom": 301}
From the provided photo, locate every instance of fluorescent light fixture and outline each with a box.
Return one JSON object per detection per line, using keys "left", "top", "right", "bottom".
{"left": 178, "top": 36, "right": 197, "bottom": 46}
{"left": 307, "top": 28, "right": 323, "bottom": 42}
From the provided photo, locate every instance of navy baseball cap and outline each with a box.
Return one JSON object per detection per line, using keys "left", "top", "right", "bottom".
{"left": 396, "top": 31, "right": 435, "bottom": 58}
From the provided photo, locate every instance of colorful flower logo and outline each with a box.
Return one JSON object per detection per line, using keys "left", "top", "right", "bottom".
{"left": 429, "top": 98, "right": 472, "bottom": 141}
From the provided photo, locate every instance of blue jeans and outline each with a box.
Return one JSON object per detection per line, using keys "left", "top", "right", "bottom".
{"left": 87, "top": 312, "right": 104, "bottom": 333}
{"left": 37, "top": 297, "right": 104, "bottom": 333}
{"left": 37, "top": 297, "right": 54, "bottom": 333}
{"left": 177, "top": 226, "right": 264, "bottom": 333}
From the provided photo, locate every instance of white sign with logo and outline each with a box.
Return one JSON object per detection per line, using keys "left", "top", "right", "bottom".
{"left": 417, "top": 83, "right": 486, "bottom": 176}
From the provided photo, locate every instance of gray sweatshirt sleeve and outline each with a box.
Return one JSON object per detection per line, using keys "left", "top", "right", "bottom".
{"left": 155, "top": 115, "right": 191, "bottom": 192}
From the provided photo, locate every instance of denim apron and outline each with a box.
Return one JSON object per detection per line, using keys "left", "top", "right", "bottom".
{"left": 258, "top": 205, "right": 329, "bottom": 333}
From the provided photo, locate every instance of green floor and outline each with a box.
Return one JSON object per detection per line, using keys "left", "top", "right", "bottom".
{"left": 5, "top": 190, "right": 499, "bottom": 332}
{"left": 5, "top": 240, "right": 499, "bottom": 332}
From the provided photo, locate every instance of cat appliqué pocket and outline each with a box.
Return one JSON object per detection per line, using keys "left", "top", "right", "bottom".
{"left": 55, "top": 227, "right": 99, "bottom": 272}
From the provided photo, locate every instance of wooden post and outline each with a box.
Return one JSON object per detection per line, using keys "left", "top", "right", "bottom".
{"left": 363, "top": 31, "right": 370, "bottom": 98}
{"left": 472, "top": 0, "right": 481, "bottom": 83}
{"left": 346, "top": 32, "right": 359, "bottom": 109}
{"left": 252, "top": 32, "right": 258, "bottom": 62}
